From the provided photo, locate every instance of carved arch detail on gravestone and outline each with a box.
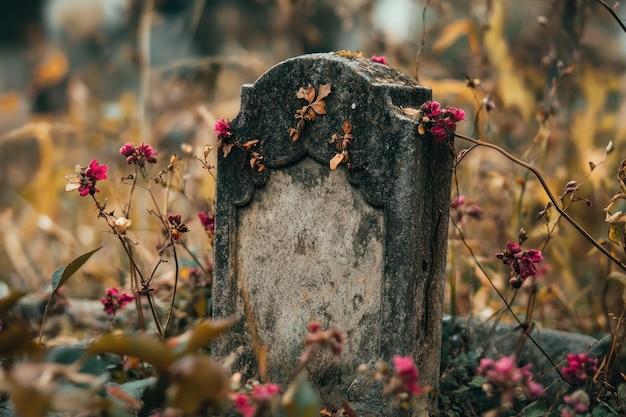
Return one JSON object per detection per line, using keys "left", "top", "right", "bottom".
{"left": 219, "top": 53, "right": 432, "bottom": 209}
{"left": 213, "top": 53, "right": 453, "bottom": 415}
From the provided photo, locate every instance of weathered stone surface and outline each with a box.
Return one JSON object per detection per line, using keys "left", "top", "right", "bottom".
{"left": 213, "top": 52, "right": 453, "bottom": 415}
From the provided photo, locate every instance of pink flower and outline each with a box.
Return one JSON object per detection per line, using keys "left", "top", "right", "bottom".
{"left": 371, "top": 55, "right": 388, "bottom": 64}
{"left": 420, "top": 101, "right": 442, "bottom": 118}
{"left": 101, "top": 288, "right": 135, "bottom": 317}
{"left": 251, "top": 383, "right": 280, "bottom": 402}
{"left": 198, "top": 211, "right": 215, "bottom": 236}
{"left": 120, "top": 142, "right": 158, "bottom": 167}
{"left": 215, "top": 118, "right": 233, "bottom": 140}
{"left": 71, "top": 159, "right": 108, "bottom": 197}
{"left": 418, "top": 101, "right": 465, "bottom": 142}
{"left": 231, "top": 393, "right": 255, "bottom": 417}
{"left": 85, "top": 159, "right": 108, "bottom": 180}
{"left": 495, "top": 241, "right": 543, "bottom": 287}
{"left": 445, "top": 106, "right": 465, "bottom": 122}
{"left": 393, "top": 355, "right": 423, "bottom": 396}
{"left": 477, "top": 355, "right": 543, "bottom": 404}
{"left": 562, "top": 389, "right": 590, "bottom": 416}
{"left": 562, "top": 353, "right": 598, "bottom": 385}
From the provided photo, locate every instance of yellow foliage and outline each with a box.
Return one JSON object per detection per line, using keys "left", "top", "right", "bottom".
{"left": 483, "top": 0, "right": 535, "bottom": 120}
{"left": 432, "top": 18, "right": 481, "bottom": 56}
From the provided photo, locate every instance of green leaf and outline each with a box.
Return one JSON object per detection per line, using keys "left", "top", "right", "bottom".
{"left": 469, "top": 376, "right": 488, "bottom": 387}
{"left": 52, "top": 246, "right": 103, "bottom": 291}
{"left": 280, "top": 374, "right": 320, "bottom": 417}
{"left": 521, "top": 400, "right": 548, "bottom": 417}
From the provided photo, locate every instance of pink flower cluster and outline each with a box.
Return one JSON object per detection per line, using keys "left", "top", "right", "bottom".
{"left": 214, "top": 118, "right": 233, "bottom": 141}
{"left": 101, "top": 288, "right": 135, "bottom": 317}
{"left": 198, "top": 211, "right": 215, "bottom": 237}
{"left": 120, "top": 142, "right": 158, "bottom": 167}
{"left": 393, "top": 355, "right": 423, "bottom": 396}
{"left": 561, "top": 389, "right": 590, "bottom": 417}
{"left": 477, "top": 355, "right": 544, "bottom": 405}
{"left": 418, "top": 101, "right": 465, "bottom": 142}
{"left": 561, "top": 353, "right": 598, "bottom": 385}
{"left": 231, "top": 383, "right": 280, "bottom": 417}
{"left": 74, "top": 159, "right": 108, "bottom": 197}
{"left": 495, "top": 241, "right": 543, "bottom": 288}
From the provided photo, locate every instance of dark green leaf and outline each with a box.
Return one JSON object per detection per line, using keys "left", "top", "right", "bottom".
{"left": 52, "top": 246, "right": 103, "bottom": 291}
{"left": 522, "top": 400, "right": 548, "bottom": 417}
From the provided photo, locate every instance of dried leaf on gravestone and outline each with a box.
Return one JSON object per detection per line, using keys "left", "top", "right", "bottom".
{"left": 330, "top": 153, "right": 345, "bottom": 170}
{"left": 297, "top": 84, "right": 316, "bottom": 103}
{"left": 289, "top": 128, "right": 300, "bottom": 141}
{"left": 341, "top": 120, "right": 352, "bottom": 134}
{"left": 402, "top": 107, "right": 420, "bottom": 118}
{"left": 222, "top": 143, "right": 233, "bottom": 158}
{"left": 309, "top": 101, "right": 326, "bottom": 115}
{"left": 305, "top": 107, "right": 317, "bottom": 121}
{"left": 317, "top": 84, "right": 332, "bottom": 101}
{"left": 241, "top": 139, "right": 259, "bottom": 150}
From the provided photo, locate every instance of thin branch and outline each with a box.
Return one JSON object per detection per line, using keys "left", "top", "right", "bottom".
{"left": 450, "top": 218, "right": 571, "bottom": 384}
{"left": 455, "top": 133, "right": 626, "bottom": 274}
{"left": 593, "top": 0, "right": 626, "bottom": 34}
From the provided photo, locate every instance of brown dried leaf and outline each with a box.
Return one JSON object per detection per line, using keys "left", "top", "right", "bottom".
{"left": 289, "top": 128, "right": 300, "bottom": 142}
{"left": 222, "top": 143, "right": 233, "bottom": 157}
{"left": 330, "top": 153, "right": 345, "bottom": 170}
{"left": 341, "top": 120, "right": 352, "bottom": 134}
{"left": 418, "top": 124, "right": 426, "bottom": 135}
{"left": 402, "top": 107, "right": 420, "bottom": 118}
{"left": 297, "top": 84, "right": 316, "bottom": 103}
{"left": 305, "top": 107, "right": 318, "bottom": 121}
{"left": 317, "top": 84, "right": 332, "bottom": 101}
{"left": 241, "top": 139, "right": 259, "bottom": 150}
{"left": 310, "top": 101, "right": 326, "bottom": 115}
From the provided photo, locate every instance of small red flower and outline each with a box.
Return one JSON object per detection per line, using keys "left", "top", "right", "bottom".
{"left": 251, "top": 383, "right": 280, "bottom": 402}
{"left": 417, "top": 101, "right": 465, "bottom": 142}
{"left": 393, "top": 355, "right": 423, "bottom": 396}
{"left": 65, "top": 159, "right": 108, "bottom": 197}
{"left": 101, "top": 288, "right": 135, "bottom": 317}
{"left": 495, "top": 241, "right": 543, "bottom": 287}
{"left": 214, "top": 118, "right": 233, "bottom": 140}
{"left": 371, "top": 55, "right": 388, "bottom": 64}
{"left": 562, "top": 353, "right": 598, "bottom": 385}
{"left": 198, "top": 211, "right": 215, "bottom": 236}
{"left": 120, "top": 142, "right": 158, "bottom": 167}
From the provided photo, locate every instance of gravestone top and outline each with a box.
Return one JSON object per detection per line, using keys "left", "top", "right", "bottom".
{"left": 213, "top": 52, "right": 453, "bottom": 416}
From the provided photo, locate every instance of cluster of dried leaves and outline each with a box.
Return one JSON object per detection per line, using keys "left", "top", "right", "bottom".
{"left": 329, "top": 120, "right": 354, "bottom": 170}
{"left": 289, "top": 83, "right": 332, "bottom": 142}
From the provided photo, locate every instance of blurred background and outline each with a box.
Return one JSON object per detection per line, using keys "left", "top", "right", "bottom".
{"left": 1, "top": 0, "right": 626, "bottom": 337}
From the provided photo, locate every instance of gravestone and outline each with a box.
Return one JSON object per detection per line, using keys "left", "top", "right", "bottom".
{"left": 213, "top": 52, "right": 453, "bottom": 415}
